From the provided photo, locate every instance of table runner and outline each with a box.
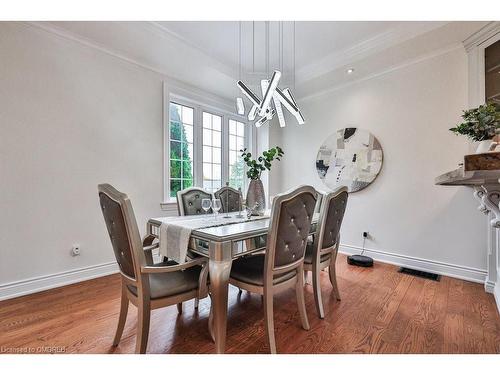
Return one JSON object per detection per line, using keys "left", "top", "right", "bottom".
{"left": 158, "top": 212, "right": 270, "bottom": 263}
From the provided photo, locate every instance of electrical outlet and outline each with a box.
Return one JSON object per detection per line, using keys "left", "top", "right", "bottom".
{"left": 363, "top": 231, "right": 369, "bottom": 239}
{"left": 71, "top": 244, "right": 81, "bottom": 256}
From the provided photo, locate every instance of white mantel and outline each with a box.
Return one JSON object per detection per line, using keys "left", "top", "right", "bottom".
{"left": 462, "top": 21, "right": 500, "bottom": 312}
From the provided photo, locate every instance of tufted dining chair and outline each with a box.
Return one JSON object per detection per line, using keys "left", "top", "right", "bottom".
{"left": 214, "top": 185, "right": 242, "bottom": 213}
{"left": 176, "top": 186, "right": 213, "bottom": 310}
{"left": 226, "top": 185, "right": 317, "bottom": 353}
{"left": 177, "top": 187, "right": 213, "bottom": 216}
{"left": 98, "top": 184, "right": 209, "bottom": 353}
{"left": 304, "top": 186, "right": 348, "bottom": 318}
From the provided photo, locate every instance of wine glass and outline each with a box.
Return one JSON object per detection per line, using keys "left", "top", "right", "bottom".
{"left": 201, "top": 198, "right": 212, "bottom": 216}
{"left": 212, "top": 198, "right": 222, "bottom": 220}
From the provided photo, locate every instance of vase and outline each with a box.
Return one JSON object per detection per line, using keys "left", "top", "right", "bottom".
{"left": 475, "top": 139, "right": 494, "bottom": 154}
{"left": 246, "top": 179, "right": 266, "bottom": 216}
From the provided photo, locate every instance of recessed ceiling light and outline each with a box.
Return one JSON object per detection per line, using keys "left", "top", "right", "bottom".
{"left": 347, "top": 68, "right": 355, "bottom": 74}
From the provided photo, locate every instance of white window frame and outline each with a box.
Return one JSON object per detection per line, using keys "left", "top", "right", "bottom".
{"left": 162, "top": 89, "right": 253, "bottom": 207}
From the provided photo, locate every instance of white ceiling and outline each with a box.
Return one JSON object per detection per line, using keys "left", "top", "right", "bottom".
{"left": 156, "top": 21, "right": 404, "bottom": 69}
{"left": 41, "top": 21, "right": 491, "bottom": 101}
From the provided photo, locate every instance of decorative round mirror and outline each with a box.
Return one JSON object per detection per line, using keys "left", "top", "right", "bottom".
{"left": 315, "top": 128, "right": 383, "bottom": 192}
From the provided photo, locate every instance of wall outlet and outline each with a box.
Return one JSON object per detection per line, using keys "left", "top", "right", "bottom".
{"left": 363, "top": 231, "right": 369, "bottom": 239}
{"left": 71, "top": 244, "right": 81, "bottom": 256}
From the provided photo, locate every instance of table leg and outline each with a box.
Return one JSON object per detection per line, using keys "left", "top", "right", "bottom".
{"left": 208, "top": 241, "right": 232, "bottom": 354}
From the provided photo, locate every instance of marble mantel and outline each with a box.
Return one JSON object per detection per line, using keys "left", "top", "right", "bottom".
{"left": 435, "top": 152, "right": 500, "bottom": 297}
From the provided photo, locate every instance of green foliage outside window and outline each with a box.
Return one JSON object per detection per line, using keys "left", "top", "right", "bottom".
{"left": 169, "top": 104, "right": 193, "bottom": 198}
{"left": 229, "top": 156, "right": 245, "bottom": 191}
{"left": 168, "top": 103, "right": 248, "bottom": 197}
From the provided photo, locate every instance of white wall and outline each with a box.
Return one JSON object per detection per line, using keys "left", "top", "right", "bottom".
{"left": 271, "top": 46, "right": 488, "bottom": 279}
{"left": 0, "top": 22, "right": 489, "bottom": 299}
{"left": 0, "top": 22, "right": 237, "bottom": 298}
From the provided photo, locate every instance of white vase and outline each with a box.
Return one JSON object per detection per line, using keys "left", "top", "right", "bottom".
{"left": 475, "top": 139, "right": 493, "bottom": 154}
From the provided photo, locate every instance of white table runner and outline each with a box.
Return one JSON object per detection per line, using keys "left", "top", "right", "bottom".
{"left": 158, "top": 212, "right": 270, "bottom": 263}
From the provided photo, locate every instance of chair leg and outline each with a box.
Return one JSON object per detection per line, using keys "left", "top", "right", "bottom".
{"left": 194, "top": 298, "right": 199, "bottom": 309}
{"left": 312, "top": 263, "right": 325, "bottom": 319}
{"left": 263, "top": 290, "right": 277, "bottom": 354}
{"left": 296, "top": 266, "right": 310, "bottom": 330}
{"left": 113, "top": 284, "right": 129, "bottom": 346}
{"left": 329, "top": 261, "right": 341, "bottom": 301}
{"left": 303, "top": 270, "right": 308, "bottom": 285}
{"left": 177, "top": 302, "right": 183, "bottom": 314}
{"left": 135, "top": 298, "right": 151, "bottom": 354}
{"left": 208, "top": 294, "right": 215, "bottom": 343}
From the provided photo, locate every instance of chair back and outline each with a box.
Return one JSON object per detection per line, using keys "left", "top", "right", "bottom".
{"left": 177, "top": 187, "right": 213, "bottom": 216}
{"left": 314, "top": 186, "right": 348, "bottom": 255}
{"left": 265, "top": 185, "right": 317, "bottom": 278}
{"left": 98, "top": 184, "right": 145, "bottom": 281}
{"left": 214, "top": 186, "right": 242, "bottom": 213}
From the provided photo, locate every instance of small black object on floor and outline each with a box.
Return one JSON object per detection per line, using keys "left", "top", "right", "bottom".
{"left": 398, "top": 267, "right": 440, "bottom": 281}
{"left": 347, "top": 254, "right": 373, "bottom": 267}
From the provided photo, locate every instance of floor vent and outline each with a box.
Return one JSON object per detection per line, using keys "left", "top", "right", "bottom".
{"left": 398, "top": 267, "right": 440, "bottom": 281}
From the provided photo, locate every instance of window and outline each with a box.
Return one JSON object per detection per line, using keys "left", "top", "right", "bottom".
{"left": 168, "top": 103, "right": 195, "bottom": 199}
{"left": 166, "top": 99, "right": 250, "bottom": 201}
{"left": 485, "top": 40, "right": 500, "bottom": 104}
{"left": 202, "top": 112, "right": 222, "bottom": 192}
{"left": 228, "top": 119, "right": 246, "bottom": 191}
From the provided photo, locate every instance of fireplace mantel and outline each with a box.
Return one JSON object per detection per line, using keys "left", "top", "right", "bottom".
{"left": 436, "top": 152, "right": 500, "bottom": 310}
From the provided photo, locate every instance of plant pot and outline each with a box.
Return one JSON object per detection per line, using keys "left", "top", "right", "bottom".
{"left": 475, "top": 139, "right": 494, "bottom": 154}
{"left": 246, "top": 179, "right": 266, "bottom": 216}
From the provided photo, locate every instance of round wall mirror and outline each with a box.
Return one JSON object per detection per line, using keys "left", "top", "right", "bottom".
{"left": 316, "top": 128, "right": 383, "bottom": 192}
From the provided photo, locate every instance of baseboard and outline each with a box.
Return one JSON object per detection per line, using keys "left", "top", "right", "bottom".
{"left": 339, "top": 244, "right": 487, "bottom": 284}
{"left": 0, "top": 246, "right": 490, "bottom": 303}
{"left": 494, "top": 282, "right": 500, "bottom": 316}
{"left": 0, "top": 262, "right": 119, "bottom": 301}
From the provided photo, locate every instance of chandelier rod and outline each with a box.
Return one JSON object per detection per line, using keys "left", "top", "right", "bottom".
{"left": 238, "top": 21, "right": 242, "bottom": 82}
{"left": 280, "top": 21, "right": 283, "bottom": 73}
{"left": 265, "top": 21, "right": 269, "bottom": 77}
{"left": 293, "top": 21, "right": 296, "bottom": 90}
{"left": 252, "top": 21, "right": 255, "bottom": 73}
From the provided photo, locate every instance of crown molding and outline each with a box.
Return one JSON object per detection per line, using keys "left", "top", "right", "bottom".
{"left": 463, "top": 21, "right": 500, "bottom": 52}
{"left": 296, "top": 21, "right": 449, "bottom": 84}
{"left": 146, "top": 21, "right": 237, "bottom": 78}
{"left": 299, "top": 42, "right": 464, "bottom": 102}
{"left": 25, "top": 21, "right": 168, "bottom": 77}
{"left": 22, "top": 21, "right": 235, "bottom": 108}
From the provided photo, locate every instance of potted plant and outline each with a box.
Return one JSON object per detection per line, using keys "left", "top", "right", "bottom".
{"left": 240, "top": 146, "right": 284, "bottom": 215}
{"left": 449, "top": 102, "right": 500, "bottom": 153}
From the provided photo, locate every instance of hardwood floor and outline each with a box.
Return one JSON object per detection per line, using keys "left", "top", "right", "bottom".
{"left": 1, "top": 254, "right": 499, "bottom": 354}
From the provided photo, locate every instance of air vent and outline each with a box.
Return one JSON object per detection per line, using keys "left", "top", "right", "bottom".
{"left": 398, "top": 267, "right": 440, "bottom": 281}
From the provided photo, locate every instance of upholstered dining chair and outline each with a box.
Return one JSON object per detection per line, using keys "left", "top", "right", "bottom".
{"left": 177, "top": 187, "right": 213, "bottom": 216}
{"left": 214, "top": 185, "right": 242, "bottom": 213}
{"left": 176, "top": 186, "right": 213, "bottom": 309}
{"left": 306, "top": 189, "right": 325, "bottom": 250}
{"left": 226, "top": 185, "right": 317, "bottom": 353}
{"left": 303, "top": 186, "right": 348, "bottom": 319}
{"left": 98, "top": 184, "right": 209, "bottom": 354}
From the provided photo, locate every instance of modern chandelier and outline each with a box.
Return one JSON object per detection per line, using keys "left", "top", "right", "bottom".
{"left": 235, "top": 22, "right": 305, "bottom": 128}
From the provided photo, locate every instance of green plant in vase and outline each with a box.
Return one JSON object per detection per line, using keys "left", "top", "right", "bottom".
{"left": 240, "top": 146, "right": 284, "bottom": 215}
{"left": 449, "top": 102, "right": 500, "bottom": 153}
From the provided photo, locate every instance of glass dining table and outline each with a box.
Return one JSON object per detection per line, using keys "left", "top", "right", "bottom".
{"left": 146, "top": 213, "right": 318, "bottom": 353}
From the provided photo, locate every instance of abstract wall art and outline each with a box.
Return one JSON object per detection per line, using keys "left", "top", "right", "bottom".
{"left": 316, "top": 128, "right": 383, "bottom": 192}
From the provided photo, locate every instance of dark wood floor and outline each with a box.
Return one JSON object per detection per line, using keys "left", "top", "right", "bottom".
{"left": 1, "top": 254, "right": 499, "bottom": 354}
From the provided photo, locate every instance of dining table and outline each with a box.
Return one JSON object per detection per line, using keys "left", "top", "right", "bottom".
{"left": 146, "top": 212, "right": 319, "bottom": 354}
